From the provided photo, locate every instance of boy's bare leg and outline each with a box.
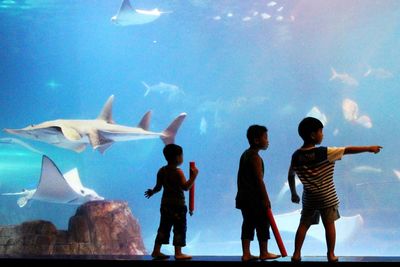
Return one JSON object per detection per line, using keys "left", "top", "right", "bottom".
{"left": 174, "top": 246, "right": 192, "bottom": 260}
{"left": 259, "top": 241, "right": 280, "bottom": 260}
{"left": 322, "top": 220, "right": 338, "bottom": 262}
{"left": 241, "top": 239, "right": 258, "bottom": 261}
{"left": 292, "top": 223, "right": 310, "bottom": 261}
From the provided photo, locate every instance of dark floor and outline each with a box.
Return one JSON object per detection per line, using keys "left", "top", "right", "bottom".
{"left": 1, "top": 256, "right": 400, "bottom": 267}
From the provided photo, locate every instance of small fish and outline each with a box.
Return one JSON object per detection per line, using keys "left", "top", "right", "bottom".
{"left": 307, "top": 107, "right": 328, "bottom": 126}
{"left": 330, "top": 67, "right": 359, "bottom": 87}
{"left": 267, "top": 1, "right": 277, "bottom": 7}
{"left": 142, "top": 81, "right": 184, "bottom": 98}
{"left": 364, "top": 66, "right": 393, "bottom": 79}
{"left": 242, "top": 16, "right": 251, "bottom": 22}
{"left": 261, "top": 13, "right": 271, "bottom": 20}
{"left": 199, "top": 117, "right": 207, "bottom": 135}
{"left": 342, "top": 98, "right": 372, "bottom": 128}
{"left": 351, "top": 165, "right": 382, "bottom": 173}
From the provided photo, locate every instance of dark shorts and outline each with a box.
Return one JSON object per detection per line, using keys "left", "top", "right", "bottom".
{"left": 155, "top": 205, "right": 187, "bottom": 247}
{"left": 300, "top": 205, "right": 340, "bottom": 226}
{"left": 240, "top": 207, "right": 270, "bottom": 241}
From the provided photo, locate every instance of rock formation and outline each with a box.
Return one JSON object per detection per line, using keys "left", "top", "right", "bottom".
{"left": 0, "top": 201, "right": 146, "bottom": 256}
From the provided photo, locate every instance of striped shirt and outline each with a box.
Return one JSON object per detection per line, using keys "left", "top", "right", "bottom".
{"left": 291, "top": 146, "right": 345, "bottom": 209}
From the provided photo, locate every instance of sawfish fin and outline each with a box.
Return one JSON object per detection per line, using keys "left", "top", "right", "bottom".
{"left": 97, "top": 95, "right": 115, "bottom": 124}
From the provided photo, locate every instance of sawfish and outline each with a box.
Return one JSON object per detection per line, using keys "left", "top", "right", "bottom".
{"left": 4, "top": 95, "right": 187, "bottom": 154}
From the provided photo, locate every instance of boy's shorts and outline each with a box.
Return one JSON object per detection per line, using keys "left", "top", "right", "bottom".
{"left": 300, "top": 205, "right": 340, "bottom": 226}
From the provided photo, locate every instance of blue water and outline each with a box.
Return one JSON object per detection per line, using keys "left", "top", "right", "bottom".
{"left": 1, "top": 0, "right": 399, "bottom": 257}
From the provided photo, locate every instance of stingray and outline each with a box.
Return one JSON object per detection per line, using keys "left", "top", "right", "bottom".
{"left": 2, "top": 155, "right": 104, "bottom": 207}
{"left": 111, "top": 0, "right": 168, "bottom": 26}
{"left": 275, "top": 209, "right": 364, "bottom": 243}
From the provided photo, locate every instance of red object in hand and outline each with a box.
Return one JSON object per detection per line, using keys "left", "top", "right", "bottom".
{"left": 189, "top": 162, "right": 195, "bottom": 216}
{"left": 267, "top": 208, "right": 287, "bottom": 257}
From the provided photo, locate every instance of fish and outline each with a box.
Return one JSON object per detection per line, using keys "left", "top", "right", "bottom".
{"left": 306, "top": 106, "right": 328, "bottom": 126}
{"left": 4, "top": 95, "right": 187, "bottom": 154}
{"left": 2, "top": 155, "right": 103, "bottom": 207}
{"left": 351, "top": 165, "right": 382, "bottom": 173}
{"left": 0, "top": 137, "right": 43, "bottom": 154}
{"left": 364, "top": 66, "right": 393, "bottom": 79}
{"left": 142, "top": 81, "right": 184, "bottom": 99}
{"left": 342, "top": 98, "right": 372, "bottom": 128}
{"left": 199, "top": 117, "right": 207, "bottom": 135}
{"left": 111, "top": 0, "right": 168, "bottom": 26}
{"left": 330, "top": 68, "right": 359, "bottom": 87}
{"left": 261, "top": 13, "right": 272, "bottom": 20}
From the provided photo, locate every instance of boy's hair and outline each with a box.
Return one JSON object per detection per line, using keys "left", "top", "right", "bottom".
{"left": 246, "top": 125, "right": 268, "bottom": 146}
{"left": 298, "top": 117, "right": 324, "bottom": 142}
{"left": 163, "top": 144, "right": 183, "bottom": 163}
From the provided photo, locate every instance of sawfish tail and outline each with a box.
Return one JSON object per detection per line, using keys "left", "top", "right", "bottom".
{"left": 161, "top": 113, "right": 187, "bottom": 145}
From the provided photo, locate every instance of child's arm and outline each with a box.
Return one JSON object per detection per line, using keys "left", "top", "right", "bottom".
{"left": 178, "top": 166, "right": 198, "bottom": 191}
{"left": 288, "top": 165, "right": 300, "bottom": 204}
{"left": 144, "top": 169, "right": 163, "bottom": 198}
{"left": 344, "top": 146, "right": 382, "bottom": 155}
{"left": 251, "top": 155, "right": 271, "bottom": 208}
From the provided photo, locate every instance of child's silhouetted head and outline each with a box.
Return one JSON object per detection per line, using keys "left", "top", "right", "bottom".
{"left": 246, "top": 125, "right": 268, "bottom": 147}
{"left": 163, "top": 144, "right": 183, "bottom": 165}
{"left": 298, "top": 117, "right": 324, "bottom": 144}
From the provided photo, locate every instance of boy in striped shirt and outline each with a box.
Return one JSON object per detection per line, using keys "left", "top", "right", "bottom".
{"left": 288, "top": 117, "right": 382, "bottom": 262}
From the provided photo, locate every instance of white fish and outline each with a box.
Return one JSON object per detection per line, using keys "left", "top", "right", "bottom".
{"left": 355, "top": 115, "right": 372, "bottom": 128}
{"left": 242, "top": 16, "right": 251, "bottom": 22}
{"left": 2, "top": 155, "right": 103, "bottom": 207}
{"left": 276, "top": 15, "right": 284, "bottom": 21}
{"left": 333, "top": 128, "right": 339, "bottom": 136}
{"left": 199, "top": 117, "right": 207, "bottom": 135}
{"left": 0, "top": 137, "right": 43, "bottom": 154}
{"left": 330, "top": 67, "right": 359, "bottom": 87}
{"left": 342, "top": 98, "right": 372, "bottom": 128}
{"left": 306, "top": 106, "right": 328, "bottom": 126}
{"left": 277, "top": 6, "right": 284, "bottom": 12}
{"left": 351, "top": 165, "right": 382, "bottom": 173}
{"left": 142, "top": 81, "right": 184, "bottom": 99}
{"left": 261, "top": 13, "right": 271, "bottom": 20}
{"left": 364, "top": 66, "right": 393, "bottom": 79}
{"left": 267, "top": 1, "right": 277, "bottom": 7}
{"left": 213, "top": 15, "right": 221, "bottom": 21}
{"left": 342, "top": 98, "right": 358, "bottom": 121}
{"left": 4, "top": 95, "right": 186, "bottom": 154}
{"left": 275, "top": 209, "right": 364, "bottom": 243}
{"left": 111, "top": 0, "right": 167, "bottom": 26}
